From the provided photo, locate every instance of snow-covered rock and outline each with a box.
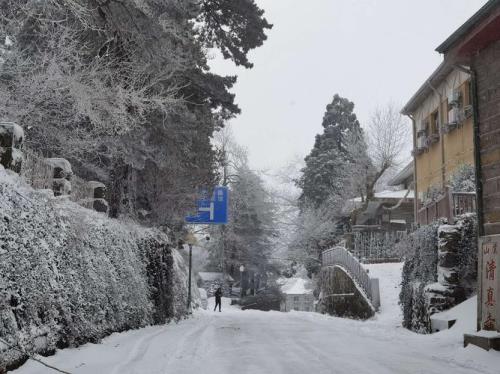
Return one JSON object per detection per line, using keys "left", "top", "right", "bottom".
{"left": 0, "top": 122, "right": 24, "bottom": 173}
{"left": 44, "top": 158, "right": 73, "bottom": 180}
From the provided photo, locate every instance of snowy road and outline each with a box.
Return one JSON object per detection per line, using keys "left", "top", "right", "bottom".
{"left": 13, "top": 302, "right": 500, "bottom": 374}
{"left": 14, "top": 264, "right": 500, "bottom": 374}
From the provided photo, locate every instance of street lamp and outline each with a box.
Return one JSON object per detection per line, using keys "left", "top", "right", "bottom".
{"left": 239, "top": 265, "right": 245, "bottom": 298}
{"left": 185, "top": 232, "right": 198, "bottom": 312}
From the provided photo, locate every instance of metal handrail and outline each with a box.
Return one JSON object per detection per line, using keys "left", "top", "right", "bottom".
{"left": 322, "top": 246, "right": 373, "bottom": 302}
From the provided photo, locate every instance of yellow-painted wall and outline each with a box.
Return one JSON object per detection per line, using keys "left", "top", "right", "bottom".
{"left": 413, "top": 70, "right": 474, "bottom": 200}
{"left": 416, "top": 118, "right": 474, "bottom": 197}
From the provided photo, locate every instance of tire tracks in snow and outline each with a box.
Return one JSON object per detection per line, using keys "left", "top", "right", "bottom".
{"left": 108, "top": 326, "right": 173, "bottom": 374}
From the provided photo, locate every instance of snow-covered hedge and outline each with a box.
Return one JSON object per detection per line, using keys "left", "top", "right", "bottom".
{"left": 0, "top": 166, "right": 190, "bottom": 371}
{"left": 399, "top": 215, "right": 477, "bottom": 333}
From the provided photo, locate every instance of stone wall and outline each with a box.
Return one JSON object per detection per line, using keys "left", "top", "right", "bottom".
{"left": 474, "top": 39, "right": 500, "bottom": 235}
{"left": 318, "top": 266, "right": 375, "bottom": 320}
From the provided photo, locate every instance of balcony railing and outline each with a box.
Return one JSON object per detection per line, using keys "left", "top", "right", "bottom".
{"left": 417, "top": 188, "right": 476, "bottom": 225}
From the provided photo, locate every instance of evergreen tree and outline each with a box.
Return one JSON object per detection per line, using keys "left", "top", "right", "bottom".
{"left": 198, "top": 0, "right": 273, "bottom": 68}
{"left": 0, "top": 0, "right": 272, "bottom": 227}
{"left": 297, "top": 94, "right": 366, "bottom": 208}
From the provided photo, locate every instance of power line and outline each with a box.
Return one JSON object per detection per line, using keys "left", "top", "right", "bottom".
{"left": 0, "top": 337, "right": 72, "bottom": 374}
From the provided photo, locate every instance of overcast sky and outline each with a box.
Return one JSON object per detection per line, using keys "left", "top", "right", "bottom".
{"left": 209, "top": 0, "right": 488, "bottom": 172}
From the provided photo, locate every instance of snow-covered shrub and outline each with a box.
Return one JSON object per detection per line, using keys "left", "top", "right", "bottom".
{"left": 455, "top": 214, "right": 477, "bottom": 295}
{"left": 399, "top": 224, "right": 439, "bottom": 333}
{"left": 0, "top": 166, "right": 189, "bottom": 371}
{"left": 449, "top": 164, "right": 476, "bottom": 192}
{"left": 422, "top": 185, "right": 445, "bottom": 206}
{"left": 399, "top": 215, "right": 477, "bottom": 333}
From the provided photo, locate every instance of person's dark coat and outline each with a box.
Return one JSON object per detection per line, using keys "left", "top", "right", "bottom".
{"left": 215, "top": 288, "right": 222, "bottom": 300}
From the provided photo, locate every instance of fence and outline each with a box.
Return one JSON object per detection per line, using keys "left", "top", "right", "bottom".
{"left": 452, "top": 192, "right": 476, "bottom": 216}
{"left": 353, "top": 230, "right": 406, "bottom": 262}
{"left": 417, "top": 188, "right": 476, "bottom": 225}
{"left": 322, "top": 246, "right": 379, "bottom": 309}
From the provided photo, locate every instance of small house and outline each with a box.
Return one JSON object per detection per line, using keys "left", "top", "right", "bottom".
{"left": 280, "top": 278, "right": 314, "bottom": 312}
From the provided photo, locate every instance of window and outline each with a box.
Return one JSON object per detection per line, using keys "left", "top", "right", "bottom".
{"left": 430, "top": 110, "right": 439, "bottom": 135}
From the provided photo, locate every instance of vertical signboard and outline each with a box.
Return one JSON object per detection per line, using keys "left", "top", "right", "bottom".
{"left": 479, "top": 235, "right": 500, "bottom": 331}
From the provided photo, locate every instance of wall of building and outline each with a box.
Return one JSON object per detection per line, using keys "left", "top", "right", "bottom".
{"left": 413, "top": 69, "right": 475, "bottom": 200}
{"left": 474, "top": 39, "right": 500, "bottom": 235}
{"left": 281, "top": 294, "right": 314, "bottom": 312}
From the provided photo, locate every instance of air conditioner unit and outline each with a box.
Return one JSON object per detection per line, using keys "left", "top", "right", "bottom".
{"left": 417, "top": 136, "right": 426, "bottom": 149}
{"left": 448, "top": 107, "right": 460, "bottom": 125}
{"left": 416, "top": 120, "right": 428, "bottom": 134}
{"left": 448, "top": 89, "right": 461, "bottom": 107}
{"left": 464, "top": 105, "right": 473, "bottom": 119}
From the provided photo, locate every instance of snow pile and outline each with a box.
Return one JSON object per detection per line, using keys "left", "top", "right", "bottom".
{"left": 0, "top": 165, "right": 191, "bottom": 371}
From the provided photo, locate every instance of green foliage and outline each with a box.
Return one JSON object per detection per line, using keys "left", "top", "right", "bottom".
{"left": 198, "top": 0, "right": 273, "bottom": 68}
{"left": 297, "top": 94, "right": 366, "bottom": 209}
{"left": 0, "top": 0, "right": 271, "bottom": 227}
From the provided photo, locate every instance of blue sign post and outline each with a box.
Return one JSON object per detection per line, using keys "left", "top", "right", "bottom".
{"left": 185, "top": 186, "right": 229, "bottom": 225}
{"left": 185, "top": 186, "right": 229, "bottom": 312}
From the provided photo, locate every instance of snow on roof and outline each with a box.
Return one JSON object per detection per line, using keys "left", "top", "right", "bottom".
{"left": 351, "top": 190, "right": 414, "bottom": 203}
{"left": 280, "top": 277, "right": 313, "bottom": 295}
{"left": 198, "top": 272, "right": 234, "bottom": 282}
{"left": 388, "top": 162, "right": 413, "bottom": 186}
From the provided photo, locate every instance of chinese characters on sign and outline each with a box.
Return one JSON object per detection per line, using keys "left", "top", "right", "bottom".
{"left": 486, "top": 260, "right": 496, "bottom": 281}
{"left": 481, "top": 240, "right": 499, "bottom": 331}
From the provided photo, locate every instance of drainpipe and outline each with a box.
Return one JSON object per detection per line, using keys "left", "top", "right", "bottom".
{"left": 406, "top": 114, "right": 419, "bottom": 225}
{"left": 426, "top": 80, "right": 446, "bottom": 189}
{"left": 453, "top": 64, "right": 484, "bottom": 236}
{"left": 453, "top": 64, "right": 484, "bottom": 333}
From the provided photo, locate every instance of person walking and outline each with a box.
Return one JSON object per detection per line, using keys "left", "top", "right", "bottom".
{"left": 214, "top": 287, "right": 222, "bottom": 312}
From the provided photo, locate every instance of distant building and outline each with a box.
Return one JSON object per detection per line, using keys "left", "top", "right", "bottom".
{"left": 351, "top": 189, "right": 415, "bottom": 231}
{"left": 280, "top": 278, "right": 314, "bottom": 312}
{"left": 197, "top": 272, "right": 234, "bottom": 297}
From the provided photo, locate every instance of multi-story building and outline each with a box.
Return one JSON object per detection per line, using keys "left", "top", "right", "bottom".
{"left": 404, "top": 0, "right": 500, "bottom": 344}
{"left": 402, "top": 45, "right": 477, "bottom": 225}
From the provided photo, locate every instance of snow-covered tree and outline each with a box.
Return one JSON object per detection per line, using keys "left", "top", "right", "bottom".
{"left": 0, "top": 0, "right": 272, "bottom": 227}
{"left": 449, "top": 163, "right": 476, "bottom": 192}
{"left": 205, "top": 134, "right": 276, "bottom": 283}
{"left": 297, "top": 94, "right": 366, "bottom": 209}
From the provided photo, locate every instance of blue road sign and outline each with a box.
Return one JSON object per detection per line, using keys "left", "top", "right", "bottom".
{"left": 185, "top": 186, "right": 229, "bottom": 225}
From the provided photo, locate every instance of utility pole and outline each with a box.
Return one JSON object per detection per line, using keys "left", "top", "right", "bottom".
{"left": 187, "top": 243, "right": 193, "bottom": 311}
{"left": 185, "top": 232, "right": 198, "bottom": 312}
{"left": 220, "top": 226, "right": 225, "bottom": 282}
